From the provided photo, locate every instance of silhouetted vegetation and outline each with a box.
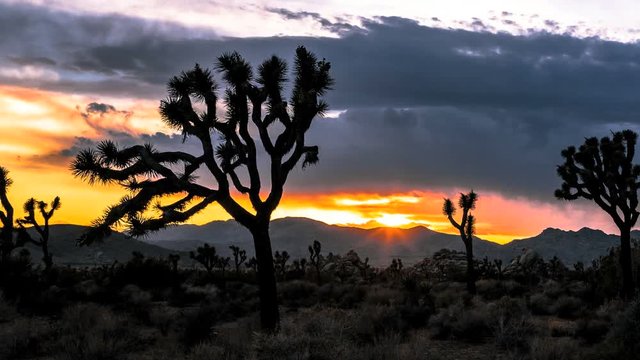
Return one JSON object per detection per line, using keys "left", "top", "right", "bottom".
{"left": 71, "top": 46, "right": 333, "bottom": 331}
{"left": 444, "top": 190, "right": 479, "bottom": 294}
{"left": 556, "top": 130, "right": 640, "bottom": 298}
{"left": 0, "top": 234, "right": 638, "bottom": 359}
{"left": 17, "top": 196, "right": 61, "bottom": 270}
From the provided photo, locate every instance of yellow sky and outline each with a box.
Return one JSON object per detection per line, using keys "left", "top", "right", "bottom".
{"left": 0, "top": 84, "right": 617, "bottom": 243}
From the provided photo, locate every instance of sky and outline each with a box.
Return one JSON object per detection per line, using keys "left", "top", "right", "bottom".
{"left": 1, "top": 0, "right": 640, "bottom": 243}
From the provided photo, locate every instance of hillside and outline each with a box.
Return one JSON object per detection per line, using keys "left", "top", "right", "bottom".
{"left": 19, "top": 225, "right": 186, "bottom": 266}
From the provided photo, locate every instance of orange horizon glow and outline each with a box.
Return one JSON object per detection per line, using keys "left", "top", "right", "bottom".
{"left": 0, "top": 84, "right": 622, "bottom": 244}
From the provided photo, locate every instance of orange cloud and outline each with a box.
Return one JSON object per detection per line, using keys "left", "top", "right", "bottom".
{"left": 0, "top": 84, "right": 621, "bottom": 245}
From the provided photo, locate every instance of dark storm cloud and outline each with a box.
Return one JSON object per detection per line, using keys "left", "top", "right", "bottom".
{"left": 264, "top": 7, "right": 362, "bottom": 35}
{"left": 4, "top": 2, "right": 640, "bottom": 202}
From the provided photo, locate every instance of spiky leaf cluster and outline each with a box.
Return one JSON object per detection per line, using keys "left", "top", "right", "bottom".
{"left": 556, "top": 130, "right": 640, "bottom": 228}
{"left": 443, "top": 190, "right": 478, "bottom": 244}
{"left": 72, "top": 47, "right": 332, "bottom": 244}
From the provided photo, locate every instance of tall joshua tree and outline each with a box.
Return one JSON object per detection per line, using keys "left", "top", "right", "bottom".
{"left": 0, "top": 167, "right": 15, "bottom": 264}
{"left": 71, "top": 46, "right": 332, "bottom": 331}
{"left": 443, "top": 191, "right": 478, "bottom": 294}
{"left": 16, "top": 197, "right": 61, "bottom": 270}
{"left": 556, "top": 130, "right": 640, "bottom": 298}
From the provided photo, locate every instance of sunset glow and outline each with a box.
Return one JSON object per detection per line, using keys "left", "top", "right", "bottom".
{"left": 1, "top": 0, "right": 638, "bottom": 247}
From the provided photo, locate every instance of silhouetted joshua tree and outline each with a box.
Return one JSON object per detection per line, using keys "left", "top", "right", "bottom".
{"left": 0, "top": 167, "right": 15, "bottom": 264}
{"left": 190, "top": 244, "right": 217, "bottom": 274}
{"left": 71, "top": 46, "right": 332, "bottom": 331}
{"left": 273, "top": 250, "right": 290, "bottom": 280}
{"left": 168, "top": 254, "right": 180, "bottom": 273}
{"left": 16, "top": 196, "right": 61, "bottom": 270}
{"left": 556, "top": 130, "right": 640, "bottom": 298}
{"left": 217, "top": 256, "right": 231, "bottom": 277}
{"left": 230, "top": 245, "right": 247, "bottom": 275}
{"left": 308, "top": 240, "right": 323, "bottom": 284}
{"left": 443, "top": 191, "right": 478, "bottom": 294}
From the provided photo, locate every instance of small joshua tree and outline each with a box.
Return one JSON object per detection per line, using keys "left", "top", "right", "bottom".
{"left": 443, "top": 191, "right": 478, "bottom": 294}
{"left": 273, "top": 250, "right": 290, "bottom": 280}
{"left": 308, "top": 240, "right": 323, "bottom": 284}
{"left": 190, "top": 243, "right": 218, "bottom": 274}
{"left": 217, "top": 256, "right": 231, "bottom": 278}
{"left": 0, "top": 167, "right": 16, "bottom": 264}
{"left": 168, "top": 254, "right": 180, "bottom": 273}
{"left": 230, "top": 245, "right": 247, "bottom": 275}
{"left": 556, "top": 130, "right": 640, "bottom": 298}
{"left": 16, "top": 197, "right": 61, "bottom": 270}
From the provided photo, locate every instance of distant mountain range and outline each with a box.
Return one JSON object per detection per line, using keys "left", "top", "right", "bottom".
{"left": 18, "top": 218, "right": 633, "bottom": 267}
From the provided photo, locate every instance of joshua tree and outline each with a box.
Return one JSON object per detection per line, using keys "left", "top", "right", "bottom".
{"left": 443, "top": 191, "right": 478, "bottom": 294}
{"left": 229, "top": 245, "right": 247, "bottom": 275}
{"left": 168, "top": 254, "right": 180, "bottom": 273}
{"left": 0, "top": 167, "right": 15, "bottom": 264}
{"left": 308, "top": 240, "right": 323, "bottom": 284}
{"left": 71, "top": 47, "right": 332, "bottom": 330}
{"left": 190, "top": 243, "right": 218, "bottom": 274}
{"left": 16, "top": 197, "right": 61, "bottom": 270}
{"left": 217, "top": 256, "right": 231, "bottom": 277}
{"left": 273, "top": 250, "right": 290, "bottom": 280}
{"left": 556, "top": 130, "right": 640, "bottom": 298}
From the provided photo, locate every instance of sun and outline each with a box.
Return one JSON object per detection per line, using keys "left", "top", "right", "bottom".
{"left": 374, "top": 213, "right": 414, "bottom": 228}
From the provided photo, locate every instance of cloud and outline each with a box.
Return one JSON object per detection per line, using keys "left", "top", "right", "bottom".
{"left": 3, "top": 3, "right": 640, "bottom": 206}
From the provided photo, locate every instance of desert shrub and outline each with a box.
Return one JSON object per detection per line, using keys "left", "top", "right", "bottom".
{"left": 540, "top": 280, "right": 564, "bottom": 299}
{"left": 0, "top": 291, "right": 17, "bottom": 322}
{"left": 119, "top": 284, "right": 153, "bottom": 321}
{"left": 589, "top": 297, "right": 640, "bottom": 359}
{"left": 279, "top": 280, "right": 318, "bottom": 308}
{"left": 528, "top": 337, "right": 580, "bottom": 360}
{"left": 428, "top": 300, "right": 491, "bottom": 342}
{"left": 364, "top": 285, "right": 403, "bottom": 306}
{"left": 491, "top": 297, "right": 535, "bottom": 352}
{"left": 149, "top": 306, "right": 174, "bottom": 336}
{"left": 55, "top": 303, "right": 139, "bottom": 360}
{"left": 574, "top": 317, "right": 609, "bottom": 344}
{"left": 529, "top": 293, "right": 554, "bottom": 315}
{"left": 476, "top": 279, "right": 509, "bottom": 300}
{"left": 181, "top": 304, "right": 221, "bottom": 346}
{"left": 350, "top": 305, "right": 407, "bottom": 343}
{"left": 0, "top": 318, "right": 51, "bottom": 359}
{"left": 553, "top": 296, "right": 584, "bottom": 319}
{"left": 317, "top": 283, "right": 366, "bottom": 308}
{"left": 431, "top": 282, "right": 466, "bottom": 308}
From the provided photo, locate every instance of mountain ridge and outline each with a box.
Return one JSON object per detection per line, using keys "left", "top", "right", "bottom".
{"left": 18, "top": 218, "right": 631, "bottom": 267}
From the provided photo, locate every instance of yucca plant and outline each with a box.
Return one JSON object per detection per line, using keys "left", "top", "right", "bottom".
{"left": 16, "top": 196, "right": 61, "bottom": 270}
{"left": 443, "top": 191, "right": 478, "bottom": 294}
{"left": 556, "top": 130, "right": 640, "bottom": 298}
{"left": 71, "top": 46, "right": 333, "bottom": 330}
{"left": 0, "top": 166, "right": 15, "bottom": 264}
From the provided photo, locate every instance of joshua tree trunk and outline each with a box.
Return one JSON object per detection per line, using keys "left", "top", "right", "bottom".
{"left": 464, "top": 240, "right": 476, "bottom": 295}
{"left": 42, "top": 242, "right": 52, "bottom": 271}
{"left": 251, "top": 220, "right": 280, "bottom": 331}
{"left": 620, "top": 225, "right": 634, "bottom": 298}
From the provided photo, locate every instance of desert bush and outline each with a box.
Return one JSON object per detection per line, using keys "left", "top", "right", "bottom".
{"left": 574, "top": 317, "right": 609, "bottom": 344}
{"left": 491, "top": 297, "right": 535, "bottom": 352}
{"left": 279, "top": 280, "right": 318, "bottom": 308}
{"left": 528, "top": 337, "right": 580, "bottom": 360}
{"left": 0, "top": 318, "right": 51, "bottom": 359}
{"left": 588, "top": 297, "right": 640, "bottom": 359}
{"left": 553, "top": 296, "right": 584, "bottom": 319}
{"left": 431, "top": 282, "right": 466, "bottom": 309}
{"left": 181, "top": 304, "right": 222, "bottom": 346}
{"left": 55, "top": 303, "right": 139, "bottom": 360}
{"left": 529, "top": 293, "right": 554, "bottom": 315}
{"left": 317, "top": 283, "right": 366, "bottom": 308}
{"left": 428, "top": 300, "right": 491, "bottom": 342}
